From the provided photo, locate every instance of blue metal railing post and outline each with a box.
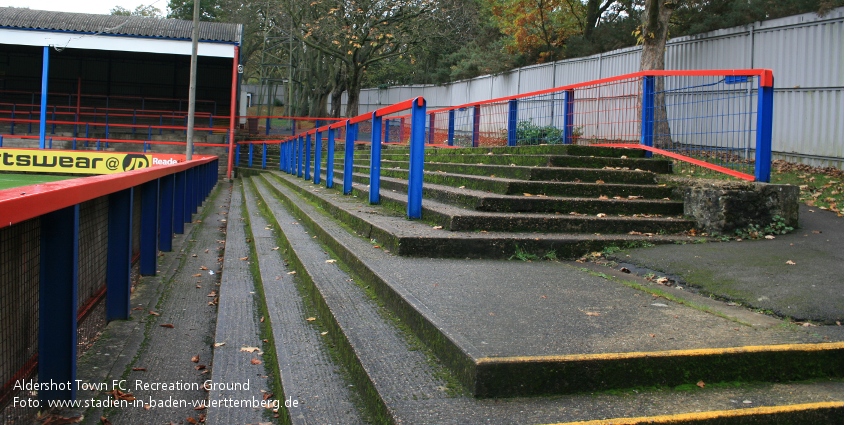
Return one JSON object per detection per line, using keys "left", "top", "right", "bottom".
{"left": 159, "top": 174, "right": 175, "bottom": 252}
{"left": 297, "top": 135, "right": 304, "bottom": 178}
{"left": 507, "top": 99, "right": 518, "bottom": 146}
{"left": 248, "top": 143, "right": 254, "bottom": 167}
{"left": 140, "top": 179, "right": 160, "bottom": 276}
{"left": 279, "top": 142, "right": 287, "bottom": 171}
{"left": 305, "top": 133, "right": 312, "bottom": 180}
{"left": 107, "top": 188, "right": 133, "bottom": 321}
{"left": 326, "top": 128, "right": 335, "bottom": 188}
{"left": 472, "top": 105, "right": 481, "bottom": 148}
{"left": 640, "top": 76, "right": 655, "bottom": 158}
{"left": 262, "top": 143, "right": 268, "bottom": 170}
{"left": 755, "top": 78, "right": 774, "bottom": 182}
{"left": 408, "top": 98, "right": 426, "bottom": 219}
{"left": 343, "top": 121, "right": 356, "bottom": 195}
{"left": 38, "top": 204, "right": 79, "bottom": 404}
{"left": 563, "top": 90, "right": 575, "bottom": 144}
{"left": 174, "top": 171, "right": 186, "bottom": 234}
{"left": 369, "top": 113, "right": 383, "bottom": 204}
{"left": 39, "top": 46, "right": 49, "bottom": 149}
{"left": 266, "top": 117, "right": 271, "bottom": 136}
{"left": 428, "top": 113, "right": 435, "bottom": 145}
{"left": 447, "top": 110, "right": 455, "bottom": 146}
{"left": 314, "top": 129, "right": 322, "bottom": 185}
{"left": 235, "top": 143, "right": 240, "bottom": 166}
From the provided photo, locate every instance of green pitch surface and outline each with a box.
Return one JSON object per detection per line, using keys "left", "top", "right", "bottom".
{"left": 0, "top": 173, "right": 75, "bottom": 190}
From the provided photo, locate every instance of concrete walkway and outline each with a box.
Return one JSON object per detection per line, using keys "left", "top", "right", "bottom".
{"left": 610, "top": 205, "right": 843, "bottom": 324}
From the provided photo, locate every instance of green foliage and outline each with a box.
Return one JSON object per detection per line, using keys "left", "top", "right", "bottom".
{"left": 110, "top": 4, "right": 163, "bottom": 17}
{"left": 515, "top": 120, "right": 564, "bottom": 145}
{"left": 166, "top": 0, "right": 224, "bottom": 21}
{"left": 509, "top": 245, "right": 539, "bottom": 261}
{"left": 733, "top": 215, "right": 795, "bottom": 240}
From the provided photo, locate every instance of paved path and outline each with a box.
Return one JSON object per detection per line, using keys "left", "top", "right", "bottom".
{"left": 612, "top": 205, "right": 843, "bottom": 324}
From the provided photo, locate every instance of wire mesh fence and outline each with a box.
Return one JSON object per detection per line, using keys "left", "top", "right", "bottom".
{"left": 0, "top": 219, "right": 40, "bottom": 425}
{"left": 77, "top": 198, "right": 109, "bottom": 358}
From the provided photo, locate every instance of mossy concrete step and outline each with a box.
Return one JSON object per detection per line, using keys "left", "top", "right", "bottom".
{"left": 363, "top": 164, "right": 674, "bottom": 199}
{"left": 366, "top": 153, "right": 672, "bottom": 173}
{"left": 335, "top": 159, "right": 660, "bottom": 184}
{"left": 378, "top": 144, "right": 649, "bottom": 158}
{"left": 249, "top": 168, "right": 695, "bottom": 257}
{"left": 340, "top": 168, "right": 684, "bottom": 217}
{"left": 246, "top": 171, "right": 843, "bottom": 406}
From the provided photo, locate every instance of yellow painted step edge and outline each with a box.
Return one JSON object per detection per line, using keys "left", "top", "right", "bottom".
{"left": 542, "top": 401, "right": 843, "bottom": 425}
{"left": 476, "top": 342, "right": 844, "bottom": 365}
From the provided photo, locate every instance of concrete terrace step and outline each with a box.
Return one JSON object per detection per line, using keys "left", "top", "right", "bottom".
{"left": 239, "top": 179, "right": 364, "bottom": 424}
{"left": 337, "top": 158, "right": 662, "bottom": 185}
{"left": 371, "top": 152, "right": 673, "bottom": 173}
{"left": 345, "top": 166, "right": 683, "bottom": 215}
{"left": 364, "top": 164, "right": 675, "bottom": 199}
{"left": 240, "top": 174, "right": 843, "bottom": 424}
{"left": 316, "top": 170, "right": 693, "bottom": 235}
{"left": 261, "top": 171, "right": 695, "bottom": 256}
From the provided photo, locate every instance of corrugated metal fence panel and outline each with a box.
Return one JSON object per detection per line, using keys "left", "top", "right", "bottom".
{"left": 667, "top": 33, "right": 750, "bottom": 70}
{"left": 754, "top": 18, "right": 844, "bottom": 88}
{"left": 519, "top": 63, "right": 556, "bottom": 94}
{"left": 773, "top": 88, "right": 844, "bottom": 161}
{"left": 449, "top": 81, "right": 470, "bottom": 107}
{"left": 597, "top": 49, "right": 639, "bottom": 78}
{"left": 491, "top": 70, "right": 519, "bottom": 99}
{"left": 467, "top": 77, "right": 493, "bottom": 104}
{"left": 554, "top": 57, "right": 600, "bottom": 86}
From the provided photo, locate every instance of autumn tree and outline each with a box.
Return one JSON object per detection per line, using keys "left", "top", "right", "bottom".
{"left": 486, "top": 0, "right": 583, "bottom": 63}
{"left": 110, "top": 4, "right": 164, "bottom": 17}
{"left": 283, "top": 0, "right": 465, "bottom": 117}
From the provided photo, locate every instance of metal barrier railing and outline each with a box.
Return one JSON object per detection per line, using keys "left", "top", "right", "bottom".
{"left": 0, "top": 154, "right": 218, "bottom": 419}
{"left": 392, "top": 69, "right": 775, "bottom": 182}
{"left": 236, "top": 98, "right": 428, "bottom": 218}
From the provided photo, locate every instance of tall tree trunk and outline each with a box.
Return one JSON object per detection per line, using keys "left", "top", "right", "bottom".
{"left": 640, "top": 0, "right": 675, "bottom": 148}
{"left": 344, "top": 64, "right": 363, "bottom": 118}
{"left": 330, "top": 73, "right": 346, "bottom": 118}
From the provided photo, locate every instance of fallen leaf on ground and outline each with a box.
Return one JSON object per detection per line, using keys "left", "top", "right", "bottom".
{"left": 194, "top": 405, "right": 206, "bottom": 411}
{"left": 260, "top": 316, "right": 265, "bottom": 322}
{"left": 697, "top": 381, "right": 706, "bottom": 388}
{"left": 786, "top": 260, "right": 796, "bottom": 265}
{"left": 239, "top": 256, "right": 249, "bottom": 261}
{"left": 100, "top": 417, "right": 112, "bottom": 425}
{"left": 595, "top": 180, "right": 605, "bottom": 184}
{"left": 287, "top": 271, "right": 296, "bottom": 275}
{"left": 326, "top": 259, "right": 337, "bottom": 263}
{"left": 306, "top": 317, "right": 316, "bottom": 322}
{"left": 191, "top": 355, "right": 200, "bottom": 363}
{"left": 240, "top": 346, "right": 262, "bottom": 353}
{"left": 186, "top": 418, "right": 198, "bottom": 424}
{"left": 192, "top": 273, "right": 202, "bottom": 277}
{"left": 149, "top": 310, "right": 160, "bottom": 316}
{"left": 251, "top": 358, "right": 262, "bottom": 365}
{"left": 195, "top": 364, "right": 206, "bottom": 370}
{"left": 321, "top": 331, "right": 329, "bottom": 336}
{"left": 584, "top": 311, "right": 601, "bottom": 317}
{"left": 764, "top": 235, "right": 776, "bottom": 240}
{"left": 272, "top": 246, "right": 280, "bottom": 250}
{"left": 214, "top": 342, "right": 226, "bottom": 347}
{"left": 160, "top": 324, "right": 174, "bottom": 328}
{"left": 432, "top": 226, "right": 443, "bottom": 230}
{"left": 131, "top": 367, "right": 146, "bottom": 371}
{"left": 200, "top": 266, "right": 208, "bottom": 270}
